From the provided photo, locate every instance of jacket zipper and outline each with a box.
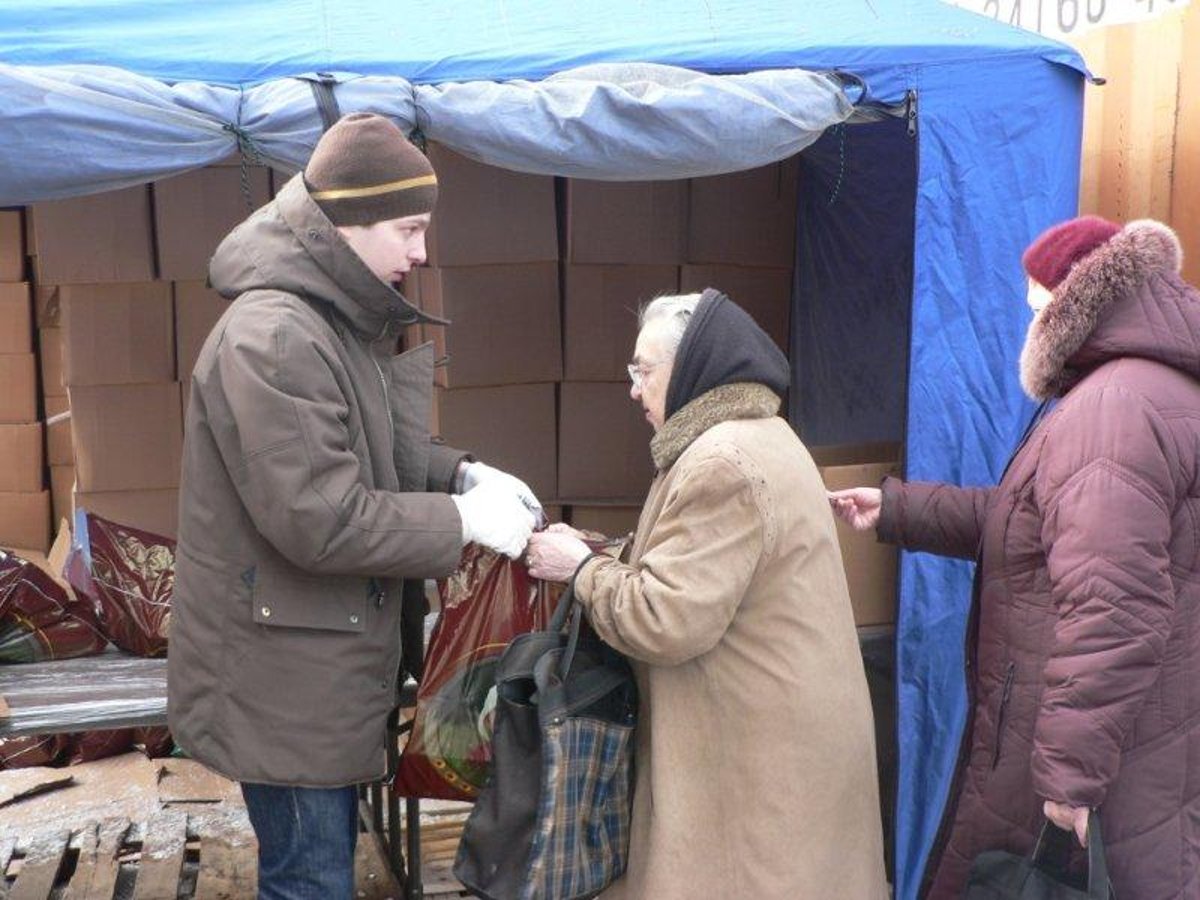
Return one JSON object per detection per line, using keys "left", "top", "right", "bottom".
{"left": 991, "top": 662, "right": 1017, "bottom": 770}
{"left": 370, "top": 331, "right": 393, "bottom": 612}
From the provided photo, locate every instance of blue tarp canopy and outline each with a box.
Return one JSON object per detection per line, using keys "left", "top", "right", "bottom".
{"left": 0, "top": 4, "right": 1089, "bottom": 898}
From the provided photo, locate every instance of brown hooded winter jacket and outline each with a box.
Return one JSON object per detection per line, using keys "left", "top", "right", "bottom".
{"left": 882, "top": 220, "right": 1200, "bottom": 899}
{"left": 167, "top": 175, "right": 468, "bottom": 788}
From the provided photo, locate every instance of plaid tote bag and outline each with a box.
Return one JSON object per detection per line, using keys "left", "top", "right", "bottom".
{"left": 454, "top": 579, "right": 638, "bottom": 900}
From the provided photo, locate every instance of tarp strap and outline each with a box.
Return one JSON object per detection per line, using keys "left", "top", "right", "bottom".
{"left": 307, "top": 72, "right": 342, "bottom": 132}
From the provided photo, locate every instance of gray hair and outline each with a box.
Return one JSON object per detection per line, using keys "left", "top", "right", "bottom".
{"left": 638, "top": 292, "right": 702, "bottom": 358}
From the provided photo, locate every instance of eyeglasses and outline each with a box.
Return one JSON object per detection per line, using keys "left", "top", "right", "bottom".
{"left": 626, "top": 360, "right": 665, "bottom": 388}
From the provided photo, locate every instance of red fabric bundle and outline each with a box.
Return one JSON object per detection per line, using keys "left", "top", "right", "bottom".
{"left": 66, "top": 513, "right": 175, "bottom": 657}
{"left": 0, "top": 549, "right": 108, "bottom": 663}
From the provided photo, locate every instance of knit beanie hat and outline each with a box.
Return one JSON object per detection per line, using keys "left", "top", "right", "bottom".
{"left": 1022, "top": 215, "right": 1121, "bottom": 290}
{"left": 304, "top": 113, "right": 438, "bottom": 226}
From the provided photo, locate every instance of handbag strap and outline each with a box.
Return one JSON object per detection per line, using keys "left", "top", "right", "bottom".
{"left": 1084, "top": 811, "right": 1111, "bottom": 899}
{"left": 546, "top": 581, "right": 586, "bottom": 681}
{"left": 1030, "top": 812, "right": 1112, "bottom": 899}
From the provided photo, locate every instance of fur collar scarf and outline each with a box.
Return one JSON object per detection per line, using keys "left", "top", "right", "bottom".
{"left": 650, "top": 382, "right": 781, "bottom": 470}
{"left": 1020, "top": 219, "right": 1184, "bottom": 400}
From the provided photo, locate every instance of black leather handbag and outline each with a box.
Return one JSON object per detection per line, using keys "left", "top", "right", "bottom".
{"left": 454, "top": 579, "right": 638, "bottom": 900}
{"left": 964, "top": 812, "right": 1113, "bottom": 899}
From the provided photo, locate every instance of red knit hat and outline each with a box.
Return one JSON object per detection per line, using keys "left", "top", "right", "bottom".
{"left": 1022, "top": 215, "right": 1121, "bottom": 290}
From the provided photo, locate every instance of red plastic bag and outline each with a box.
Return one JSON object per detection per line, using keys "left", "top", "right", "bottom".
{"left": 65, "top": 512, "right": 174, "bottom": 657}
{"left": 395, "top": 537, "right": 627, "bottom": 801}
{"left": 393, "top": 544, "right": 566, "bottom": 800}
{"left": 68, "top": 729, "right": 135, "bottom": 765}
{"left": 0, "top": 734, "right": 71, "bottom": 769}
{"left": 0, "top": 549, "right": 108, "bottom": 663}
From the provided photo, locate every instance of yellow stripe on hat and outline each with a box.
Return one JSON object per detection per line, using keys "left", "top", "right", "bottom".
{"left": 310, "top": 173, "right": 437, "bottom": 201}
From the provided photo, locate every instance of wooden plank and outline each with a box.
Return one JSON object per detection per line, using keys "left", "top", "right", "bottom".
{"left": 354, "top": 834, "right": 405, "bottom": 900}
{"left": 6, "top": 831, "right": 69, "bottom": 900}
{"left": 131, "top": 810, "right": 188, "bottom": 900}
{"left": 63, "top": 818, "right": 130, "bottom": 900}
{"left": 0, "top": 774, "right": 73, "bottom": 808}
{"left": 1174, "top": 1, "right": 1200, "bottom": 287}
{"left": 193, "top": 839, "right": 257, "bottom": 900}
{"left": 1091, "top": 14, "right": 1182, "bottom": 223}
{"left": 156, "top": 760, "right": 236, "bottom": 805}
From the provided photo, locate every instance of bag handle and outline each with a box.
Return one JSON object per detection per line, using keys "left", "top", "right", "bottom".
{"left": 1030, "top": 811, "right": 1111, "bottom": 899}
{"left": 546, "top": 579, "right": 588, "bottom": 682}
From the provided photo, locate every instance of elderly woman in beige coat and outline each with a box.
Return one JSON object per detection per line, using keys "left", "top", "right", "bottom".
{"left": 528, "top": 289, "right": 888, "bottom": 899}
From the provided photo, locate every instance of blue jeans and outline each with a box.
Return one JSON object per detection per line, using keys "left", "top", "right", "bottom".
{"left": 241, "top": 782, "right": 359, "bottom": 900}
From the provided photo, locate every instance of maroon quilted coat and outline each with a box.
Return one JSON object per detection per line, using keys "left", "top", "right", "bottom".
{"left": 880, "top": 220, "right": 1200, "bottom": 899}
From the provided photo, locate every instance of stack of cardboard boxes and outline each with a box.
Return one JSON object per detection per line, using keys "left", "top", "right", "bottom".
{"left": 10, "top": 149, "right": 899, "bottom": 627}
{"left": 25, "top": 162, "right": 271, "bottom": 540}
{"left": 0, "top": 209, "right": 48, "bottom": 551}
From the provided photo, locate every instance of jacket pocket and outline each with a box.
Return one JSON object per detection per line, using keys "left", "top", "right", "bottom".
{"left": 991, "top": 661, "right": 1017, "bottom": 770}
{"left": 250, "top": 555, "right": 369, "bottom": 633}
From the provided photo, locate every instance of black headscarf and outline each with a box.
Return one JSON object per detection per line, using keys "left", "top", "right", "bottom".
{"left": 663, "top": 288, "right": 791, "bottom": 421}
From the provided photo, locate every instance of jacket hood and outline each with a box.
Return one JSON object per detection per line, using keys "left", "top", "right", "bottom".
{"left": 1020, "top": 219, "right": 1200, "bottom": 399}
{"left": 208, "top": 173, "right": 444, "bottom": 339}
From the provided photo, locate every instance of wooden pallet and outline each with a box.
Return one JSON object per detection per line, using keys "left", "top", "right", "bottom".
{"left": 0, "top": 812, "right": 404, "bottom": 900}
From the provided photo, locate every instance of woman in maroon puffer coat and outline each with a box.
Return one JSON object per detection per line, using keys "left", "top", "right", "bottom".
{"left": 831, "top": 216, "right": 1200, "bottom": 899}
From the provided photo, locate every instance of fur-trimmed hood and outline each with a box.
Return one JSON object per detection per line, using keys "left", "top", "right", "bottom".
{"left": 650, "top": 382, "right": 781, "bottom": 470}
{"left": 1020, "top": 219, "right": 1200, "bottom": 399}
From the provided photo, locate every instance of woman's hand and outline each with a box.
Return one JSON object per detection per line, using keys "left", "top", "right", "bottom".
{"left": 827, "top": 487, "right": 883, "bottom": 531}
{"left": 546, "top": 522, "right": 587, "bottom": 539}
{"left": 1043, "top": 800, "right": 1090, "bottom": 847}
{"left": 527, "top": 531, "right": 591, "bottom": 583}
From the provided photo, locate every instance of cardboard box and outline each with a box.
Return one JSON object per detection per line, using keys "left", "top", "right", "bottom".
{"left": 174, "top": 281, "right": 229, "bottom": 380}
{"left": 425, "top": 144, "right": 559, "bottom": 266}
{"left": 438, "top": 384, "right": 557, "bottom": 501}
{"left": 72, "top": 486, "right": 180, "bottom": 539}
{"left": 34, "top": 285, "right": 61, "bottom": 329}
{"left": 38, "top": 327, "right": 65, "bottom": 399}
{"left": 180, "top": 379, "right": 192, "bottom": 424}
{"left": 0, "top": 423, "right": 44, "bottom": 492}
{"left": 558, "top": 383, "right": 655, "bottom": 501}
{"left": 50, "top": 464, "right": 73, "bottom": 527}
{"left": 569, "top": 505, "right": 641, "bottom": 539}
{"left": 0, "top": 490, "right": 51, "bottom": 552}
{"left": 812, "top": 443, "right": 903, "bottom": 627}
{"left": 565, "top": 180, "right": 687, "bottom": 265}
{"left": 0, "top": 353, "right": 37, "bottom": 423}
{"left": 154, "top": 167, "right": 271, "bottom": 280}
{"left": 0, "top": 282, "right": 32, "bottom": 353}
{"left": 416, "top": 264, "right": 562, "bottom": 387}
{"left": 69, "top": 382, "right": 183, "bottom": 492}
{"left": 563, "top": 265, "right": 679, "bottom": 381}
{"left": 687, "top": 158, "right": 799, "bottom": 267}
{"left": 680, "top": 265, "right": 792, "bottom": 352}
{"left": 45, "top": 396, "right": 72, "bottom": 465}
{"left": 30, "top": 186, "right": 155, "bottom": 284}
{"left": 0, "top": 210, "right": 24, "bottom": 282}
{"left": 61, "top": 283, "right": 175, "bottom": 386}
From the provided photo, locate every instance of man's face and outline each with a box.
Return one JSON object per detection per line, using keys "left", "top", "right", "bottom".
{"left": 629, "top": 319, "right": 675, "bottom": 432}
{"left": 337, "top": 213, "right": 431, "bottom": 285}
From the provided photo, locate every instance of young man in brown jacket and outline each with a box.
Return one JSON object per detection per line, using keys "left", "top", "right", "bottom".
{"left": 168, "top": 113, "right": 537, "bottom": 899}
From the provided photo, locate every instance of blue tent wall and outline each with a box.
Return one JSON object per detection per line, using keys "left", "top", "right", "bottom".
{"left": 897, "top": 55, "right": 1084, "bottom": 898}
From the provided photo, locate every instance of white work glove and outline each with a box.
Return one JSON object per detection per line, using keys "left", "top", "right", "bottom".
{"left": 461, "top": 461, "right": 544, "bottom": 526}
{"left": 451, "top": 479, "right": 537, "bottom": 559}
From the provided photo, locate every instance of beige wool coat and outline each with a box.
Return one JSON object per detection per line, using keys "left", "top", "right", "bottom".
{"left": 574, "top": 383, "right": 888, "bottom": 900}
